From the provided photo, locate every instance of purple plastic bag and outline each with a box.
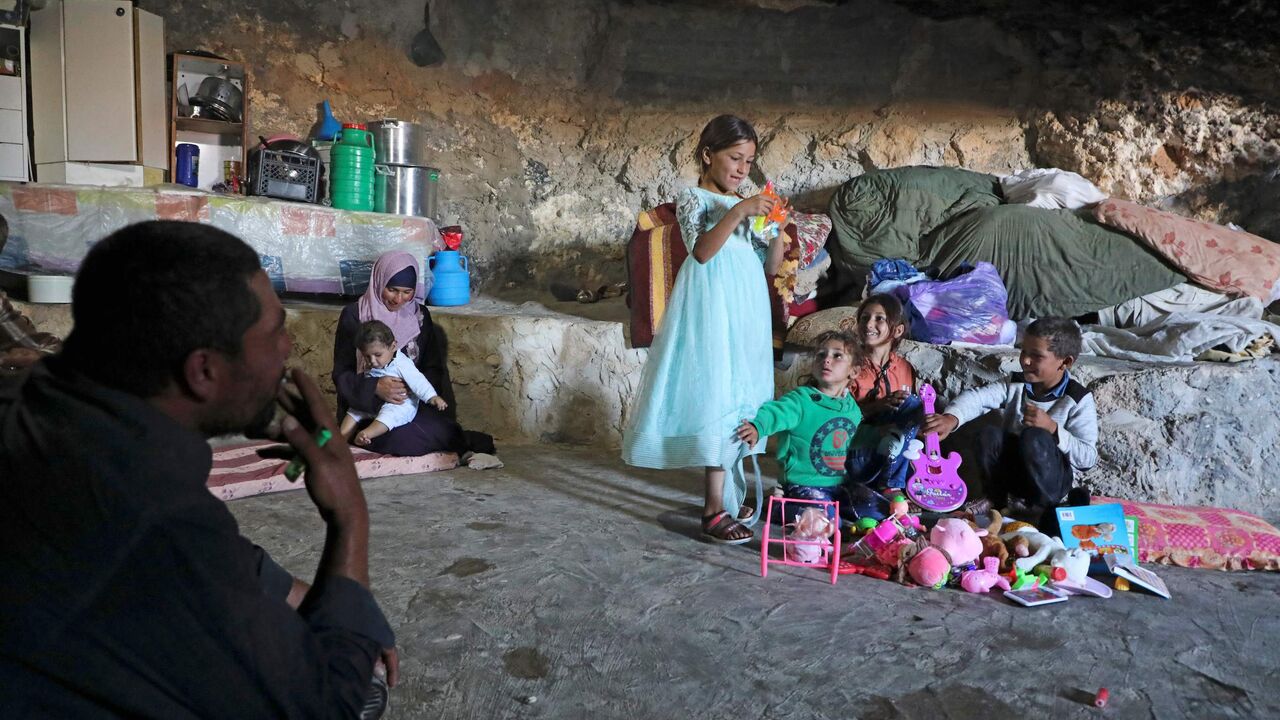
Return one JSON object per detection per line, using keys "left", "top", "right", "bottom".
{"left": 894, "top": 262, "right": 1017, "bottom": 344}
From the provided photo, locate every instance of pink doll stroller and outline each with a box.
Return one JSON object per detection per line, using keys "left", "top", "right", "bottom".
{"left": 760, "top": 496, "right": 842, "bottom": 585}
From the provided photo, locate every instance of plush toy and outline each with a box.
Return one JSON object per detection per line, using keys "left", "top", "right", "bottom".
{"left": 905, "top": 518, "right": 987, "bottom": 588}
{"left": 960, "top": 509, "right": 1010, "bottom": 570}
{"left": 960, "top": 556, "right": 1012, "bottom": 593}
{"left": 999, "top": 518, "right": 1038, "bottom": 560}
{"left": 785, "top": 507, "right": 835, "bottom": 564}
{"left": 1000, "top": 524, "right": 1065, "bottom": 573}
{"left": 1048, "top": 546, "right": 1091, "bottom": 585}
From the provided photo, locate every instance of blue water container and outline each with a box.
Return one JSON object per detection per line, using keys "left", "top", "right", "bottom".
{"left": 176, "top": 143, "right": 200, "bottom": 187}
{"left": 426, "top": 250, "right": 471, "bottom": 306}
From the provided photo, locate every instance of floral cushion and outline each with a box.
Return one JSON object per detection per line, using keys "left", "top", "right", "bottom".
{"left": 1092, "top": 198, "right": 1280, "bottom": 301}
{"left": 1093, "top": 495, "right": 1280, "bottom": 571}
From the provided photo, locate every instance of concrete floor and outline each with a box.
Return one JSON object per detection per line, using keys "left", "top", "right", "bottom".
{"left": 232, "top": 445, "right": 1280, "bottom": 720}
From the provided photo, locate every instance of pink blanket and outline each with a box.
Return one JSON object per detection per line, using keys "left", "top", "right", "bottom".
{"left": 1093, "top": 198, "right": 1280, "bottom": 301}
{"left": 208, "top": 440, "right": 459, "bottom": 501}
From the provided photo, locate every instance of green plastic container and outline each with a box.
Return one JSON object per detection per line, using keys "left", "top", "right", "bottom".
{"left": 330, "top": 123, "right": 375, "bottom": 211}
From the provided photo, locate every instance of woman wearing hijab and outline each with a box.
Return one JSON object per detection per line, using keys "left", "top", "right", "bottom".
{"left": 331, "top": 250, "right": 469, "bottom": 456}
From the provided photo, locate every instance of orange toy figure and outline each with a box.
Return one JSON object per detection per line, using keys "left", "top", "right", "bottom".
{"left": 1071, "top": 521, "right": 1116, "bottom": 552}
{"left": 751, "top": 181, "right": 791, "bottom": 238}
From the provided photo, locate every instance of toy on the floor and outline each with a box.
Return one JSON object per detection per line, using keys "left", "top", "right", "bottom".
{"left": 962, "top": 509, "right": 1010, "bottom": 570}
{"left": 960, "top": 556, "right": 1012, "bottom": 593}
{"left": 906, "top": 384, "right": 968, "bottom": 512}
{"left": 785, "top": 508, "right": 836, "bottom": 564}
{"left": 904, "top": 517, "right": 986, "bottom": 589}
{"left": 846, "top": 513, "right": 921, "bottom": 567}
{"left": 1000, "top": 521, "right": 1064, "bottom": 573}
{"left": 760, "top": 496, "right": 842, "bottom": 585}
{"left": 888, "top": 493, "right": 925, "bottom": 532}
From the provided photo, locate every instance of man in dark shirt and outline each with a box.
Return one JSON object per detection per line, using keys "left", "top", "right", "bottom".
{"left": 0, "top": 221, "right": 395, "bottom": 718}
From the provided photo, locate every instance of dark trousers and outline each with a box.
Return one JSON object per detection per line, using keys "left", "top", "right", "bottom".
{"left": 976, "top": 426, "right": 1073, "bottom": 509}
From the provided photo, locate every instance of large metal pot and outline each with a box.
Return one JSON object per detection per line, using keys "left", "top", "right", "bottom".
{"left": 374, "top": 165, "right": 439, "bottom": 219}
{"left": 368, "top": 119, "right": 430, "bottom": 167}
{"left": 190, "top": 76, "right": 243, "bottom": 123}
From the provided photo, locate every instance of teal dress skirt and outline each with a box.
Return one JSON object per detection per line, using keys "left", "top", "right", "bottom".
{"left": 622, "top": 186, "right": 774, "bottom": 503}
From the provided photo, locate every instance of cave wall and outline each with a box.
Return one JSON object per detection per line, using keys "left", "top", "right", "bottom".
{"left": 138, "top": 0, "right": 1280, "bottom": 289}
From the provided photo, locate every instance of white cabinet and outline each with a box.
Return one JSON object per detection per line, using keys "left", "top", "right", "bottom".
{"left": 30, "top": 0, "right": 165, "bottom": 184}
{"left": 0, "top": 28, "right": 29, "bottom": 182}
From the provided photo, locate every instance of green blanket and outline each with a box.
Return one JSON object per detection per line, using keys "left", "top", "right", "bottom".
{"left": 827, "top": 166, "right": 1002, "bottom": 270}
{"left": 923, "top": 205, "right": 1186, "bottom": 319}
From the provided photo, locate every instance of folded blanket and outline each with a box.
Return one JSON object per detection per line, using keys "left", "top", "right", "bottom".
{"left": 208, "top": 440, "right": 458, "bottom": 501}
{"left": 999, "top": 168, "right": 1107, "bottom": 209}
{"left": 1082, "top": 312, "right": 1280, "bottom": 363}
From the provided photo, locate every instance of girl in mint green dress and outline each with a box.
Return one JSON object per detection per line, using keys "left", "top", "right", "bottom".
{"left": 622, "top": 115, "right": 789, "bottom": 545}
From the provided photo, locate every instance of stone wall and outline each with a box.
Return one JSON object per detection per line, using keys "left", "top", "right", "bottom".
{"left": 136, "top": 0, "right": 1280, "bottom": 290}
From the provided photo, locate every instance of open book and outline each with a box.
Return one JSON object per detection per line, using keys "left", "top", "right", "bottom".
{"left": 1105, "top": 555, "right": 1172, "bottom": 599}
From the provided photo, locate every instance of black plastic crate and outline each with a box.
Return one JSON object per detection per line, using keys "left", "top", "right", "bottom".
{"left": 250, "top": 150, "right": 320, "bottom": 203}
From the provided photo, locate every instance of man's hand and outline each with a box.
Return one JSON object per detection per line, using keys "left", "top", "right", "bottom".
{"left": 1022, "top": 401, "right": 1058, "bottom": 434}
{"left": 922, "top": 413, "right": 960, "bottom": 440}
{"left": 380, "top": 647, "right": 400, "bottom": 688}
{"left": 280, "top": 368, "right": 368, "bottom": 531}
{"left": 735, "top": 420, "right": 759, "bottom": 446}
{"left": 375, "top": 376, "right": 408, "bottom": 404}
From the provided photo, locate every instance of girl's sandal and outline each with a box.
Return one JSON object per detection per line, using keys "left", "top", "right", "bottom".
{"left": 702, "top": 511, "right": 753, "bottom": 545}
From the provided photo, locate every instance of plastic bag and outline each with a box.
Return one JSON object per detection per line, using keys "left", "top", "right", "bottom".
{"left": 892, "top": 262, "right": 1017, "bottom": 345}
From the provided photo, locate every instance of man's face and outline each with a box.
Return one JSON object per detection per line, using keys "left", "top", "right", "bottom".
{"left": 203, "top": 271, "right": 293, "bottom": 437}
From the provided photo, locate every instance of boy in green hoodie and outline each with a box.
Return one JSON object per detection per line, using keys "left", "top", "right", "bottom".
{"left": 737, "top": 330, "right": 862, "bottom": 523}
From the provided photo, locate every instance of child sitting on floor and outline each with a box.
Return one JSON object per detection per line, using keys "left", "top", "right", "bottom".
{"left": 736, "top": 331, "right": 862, "bottom": 522}
{"left": 922, "top": 317, "right": 1097, "bottom": 526}
{"left": 339, "top": 319, "right": 448, "bottom": 447}
{"left": 845, "top": 293, "right": 923, "bottom": 519}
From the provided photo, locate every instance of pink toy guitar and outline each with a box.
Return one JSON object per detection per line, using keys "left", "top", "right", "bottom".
{"left": 907, "top": 384, "right": 968, "bottom": 512}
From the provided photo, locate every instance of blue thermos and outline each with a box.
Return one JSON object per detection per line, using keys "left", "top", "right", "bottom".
{"left": 426, "top": 250, "right": 471, "bottom": 306}
{"left": 176, "top": 144, "right": 200, "bottom": 187}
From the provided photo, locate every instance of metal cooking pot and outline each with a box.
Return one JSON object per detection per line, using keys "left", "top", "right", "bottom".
{"left": 190, "top": 76, "right": 243, "bottom": 123}
{"left": 368, "top": 119, "right": 430, "bottom": 167}
{"left": 374, "top": 165, "right": 439, "bottom": 219}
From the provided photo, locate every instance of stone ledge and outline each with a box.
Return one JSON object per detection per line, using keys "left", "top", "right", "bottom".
{"left": 12, "top": 297, "right": 1280, "bottom": 519}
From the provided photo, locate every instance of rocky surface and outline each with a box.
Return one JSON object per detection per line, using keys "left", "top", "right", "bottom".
{"left": 135, "top": 0, "right": 1280, "bottom": 292}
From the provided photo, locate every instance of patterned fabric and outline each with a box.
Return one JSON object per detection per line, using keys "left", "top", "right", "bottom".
{"left": 1093, "top": 198, "right": 1280, "bottom": 301}
{"left": 625, "top": 203, "right": 686, "bottom": 349}
{"left": 208, "top": 440, "right": 458, "bottom": 501}
{"left": 785, "top": 306, "right": 860, "bottom": 348}
{"left": 1093, "top": 495, "right": 1280, "bottom": 571}
{"left": 791, "top": 211, "right": 833, "bottom": 268}
{"left": 625, "top": 202, "right": 794, "bottom": 351}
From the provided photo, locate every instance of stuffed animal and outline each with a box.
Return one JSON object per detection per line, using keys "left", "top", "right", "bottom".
{"left": 999, "top": 518, "right": 1038, "bottom": 560}
{"left": 961, "top": 509, "right": 1010, "bottom": 570}
{"left": 905, "top": 518, "right": 987, "bottom": 588}
{"left": 960, "top": 556, "right": 1012, "bottom": 593}
{"left": 1048, "top": 546, "right": 1091, "bottom": 584}
{"left": 1000, "top": 525, "right": 1065, "bottom": 573}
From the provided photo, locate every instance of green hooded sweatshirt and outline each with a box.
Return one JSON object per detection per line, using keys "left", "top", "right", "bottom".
{"left": 748, "top": 386, "right": 862, "bottom": 488}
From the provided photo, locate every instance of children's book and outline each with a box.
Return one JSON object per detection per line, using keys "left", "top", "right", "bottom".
{"left": 1105, "top": 555, "right": 1172, "bottom": 600}
{"left": 1055, "top": 503, "right": 1134, "bottom": 570}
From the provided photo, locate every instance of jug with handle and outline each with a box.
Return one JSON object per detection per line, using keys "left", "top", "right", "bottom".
{"left": 330, "top": 123, "right": 376, "bottom": 211}
{"left": 426, "top": 250, "right": 471, "bottom": 306}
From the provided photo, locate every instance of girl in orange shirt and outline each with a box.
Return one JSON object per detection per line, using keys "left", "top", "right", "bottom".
{"left": 845, "top": 293, "right": 924, "bottom": 518}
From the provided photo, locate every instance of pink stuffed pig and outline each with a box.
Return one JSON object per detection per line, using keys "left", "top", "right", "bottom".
{"left": 907, "top": 518, "right": 988, "bottom": 588}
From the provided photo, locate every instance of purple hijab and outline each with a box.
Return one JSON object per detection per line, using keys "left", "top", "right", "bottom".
{"left": 357, "top": 251, "right": 423, "bottom": 356}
